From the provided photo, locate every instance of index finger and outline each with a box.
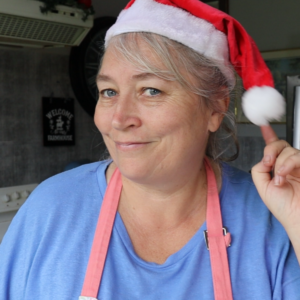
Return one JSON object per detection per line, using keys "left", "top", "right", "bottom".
{"left": 260, "top": 125, "right": 279, "bottom": 145}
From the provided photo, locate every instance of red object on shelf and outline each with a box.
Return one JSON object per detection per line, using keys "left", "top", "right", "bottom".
{"left": 78, "top": 0, "right": 92, "bottom": 8}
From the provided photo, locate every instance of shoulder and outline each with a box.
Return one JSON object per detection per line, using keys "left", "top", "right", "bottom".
{"left": 35, "top": 160, "right": 110, "bottom": 193}
{"left": 0, "top": 161, "right": 111, "bottom": 298}
{"left": 220, "top": 163, "right": 262, "bottom": 213}
{"left": 1, "top": 160, "right": 111, "bottom": 250}
{"left": 220, "top": 163, "right": 259, "bottom": 205}
{"left": 220, "top": 163, "right": 290, "bottom": 249}
{"left": 29, "top": 160, "right": 110, "bottom": 204}
{"left": 220, "top": 163, "right": 290, "bottom": 246}
{"left": 221, "top": 163, "right": 253, "bottom": 185}
{"left": 9, "top": 160, "right": 111, "bottom": 229}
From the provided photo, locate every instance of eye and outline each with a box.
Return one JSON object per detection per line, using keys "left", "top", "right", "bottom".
{"left": 143, "top": 88, "right": 161, "bottom": 96}
{"left": 101, "top": 89, "right": 117, "bottom": 97}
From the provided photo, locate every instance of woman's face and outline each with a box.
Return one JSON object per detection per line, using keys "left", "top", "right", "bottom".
{"left": 94, "top": 44, "right": 223, "bottom": 185}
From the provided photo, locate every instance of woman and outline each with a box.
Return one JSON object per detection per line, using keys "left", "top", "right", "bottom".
{"left": 1, "top": 0, "right": 300, "bottom": 299}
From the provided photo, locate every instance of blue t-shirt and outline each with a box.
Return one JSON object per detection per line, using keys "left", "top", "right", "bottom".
{"left": 0, "top": 160, "right": 300, "bottom": 299}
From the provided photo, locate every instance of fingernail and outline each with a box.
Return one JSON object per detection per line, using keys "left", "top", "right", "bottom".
{"left": 263, "top": 155, "right": 271, "bottom": 164}
{"left": 277, "top": 166, "right": 285, "bottom": 174}
{"left": 274, "top": 175, "right": 281, "bottom": 186}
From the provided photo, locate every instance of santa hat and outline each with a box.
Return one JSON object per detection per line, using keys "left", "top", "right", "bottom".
{"left": 105, "top": 0, "right": 285, "bottom": 126}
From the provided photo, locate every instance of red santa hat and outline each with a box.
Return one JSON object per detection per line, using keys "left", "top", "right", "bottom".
{"left": 105, "top": 0, "right": 285, "bottom": 126}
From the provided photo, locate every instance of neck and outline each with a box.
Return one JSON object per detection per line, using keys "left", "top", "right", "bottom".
{"left": 106, "top": 158, "right": 221, "bottom": 228}
{"left": 106, "top": 158, "right": 222, "bottom": 264}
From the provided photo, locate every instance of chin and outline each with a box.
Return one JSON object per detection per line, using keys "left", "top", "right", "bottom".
{"left": 113, "top": 157, "right": 159, "bottom": 183}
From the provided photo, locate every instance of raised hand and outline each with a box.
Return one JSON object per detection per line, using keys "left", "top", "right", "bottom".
{"left": 251, "top": 125, "right": 300, "bottom": 262}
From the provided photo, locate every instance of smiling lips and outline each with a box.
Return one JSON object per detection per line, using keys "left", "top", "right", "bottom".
{"left": 115, "top": 141, "right": 150, "bottom": 150}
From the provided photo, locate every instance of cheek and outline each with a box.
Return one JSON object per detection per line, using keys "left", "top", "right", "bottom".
{"left": 150, "top": 111, "right": 198, "bottom": 148}
{"left": 94, "top": 108, "right": 115, "bottom": 155}
{"left": 94, "top": 105, "right": 113, "bottom": 134}
{"left": 154, "top": 103, "right": 207, "bottom": 137}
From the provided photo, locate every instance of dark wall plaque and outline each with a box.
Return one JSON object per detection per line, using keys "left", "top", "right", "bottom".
{"left": 43, "top": 97, "right": 75, "bottom": 146}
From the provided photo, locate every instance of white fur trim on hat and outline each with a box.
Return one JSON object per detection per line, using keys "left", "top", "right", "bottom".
{"left": 105, "top": 0, "right": 235, "bottom": 86}
{"left": 242, "top": 86, "right": 286, "bottom": 126}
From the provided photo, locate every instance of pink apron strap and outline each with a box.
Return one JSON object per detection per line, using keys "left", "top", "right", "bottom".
{"left": 80, "top": 158, "right": 233, "bottom": 300}
{"left": 79, "top": 168, "right": 122, "bottom": 300}
{"left": 204, "top": 157, "right": 233, "bottom": 300}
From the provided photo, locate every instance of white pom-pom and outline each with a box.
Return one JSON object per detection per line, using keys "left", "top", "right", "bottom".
{"left": 242, "top": 86, "right": 286, "bottom": 126}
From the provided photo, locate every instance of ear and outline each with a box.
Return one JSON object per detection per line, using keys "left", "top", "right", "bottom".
{"left": 207, "top": 96, "right": 230, "bottom": 133}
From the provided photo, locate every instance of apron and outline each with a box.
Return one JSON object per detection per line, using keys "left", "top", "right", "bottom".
{"left": 79, "top": 158, "right": 233, "bottom": 300}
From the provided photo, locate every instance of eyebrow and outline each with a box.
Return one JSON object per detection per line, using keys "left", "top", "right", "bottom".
{"left": 132, "top": 73, "right": 158, "bottom": 80}
{"left": 96, "top": 72, "right": 159, "bottom": 83}
{"left": 96, "top": 74, "right": 112, "bottom": 83}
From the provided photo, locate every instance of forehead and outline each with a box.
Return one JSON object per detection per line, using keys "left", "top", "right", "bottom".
{"left": 99, "top": 34, "right": 201, "bottom": 99}
{"left": 98, "top": 43, "right": 207, "bottom": 113}
{"left": 100, "top": 36, "right": 170, "bottom": 75}
{"left": 98, "top": 50, "right": 179, "bottom": 92}
{"left": 99, "top": 48, "right": 150, "bottom": 81}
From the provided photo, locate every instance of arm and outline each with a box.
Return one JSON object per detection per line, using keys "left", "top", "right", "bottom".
{"left": 252, "top": 125, "right": 300, "bottom": 264}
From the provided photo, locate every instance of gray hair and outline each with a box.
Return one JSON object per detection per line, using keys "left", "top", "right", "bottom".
{"left": 102, "top": 32, "right": 239, "bottom": 162}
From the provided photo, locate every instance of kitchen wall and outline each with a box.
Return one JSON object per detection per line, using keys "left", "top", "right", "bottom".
{"left": 0, "top": 46, "right": 105, "bottom": 187}
{"left": 93, "top": 0, "right": 128, "bottom": 17}
{"left": 230, "top": 0, "right": 300, "bottom": 52}
{"left": 94, "top": 0, "right": 299, "bottom": 170}
{"left": 94, "top": 0, "right": 300, "bottom": 53}
{"left": 229, "top": 125, "right": 286, "bottom": 172}
{"left": 1, "top": 0, "right": 299, "bottom": 187}
{"left": 228, "top": 0, "right": 299, "bottom": 171}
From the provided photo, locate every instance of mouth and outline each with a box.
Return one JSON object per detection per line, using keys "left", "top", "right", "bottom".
{"left": 115, "top": 141, "right": 151, "bottom": 151}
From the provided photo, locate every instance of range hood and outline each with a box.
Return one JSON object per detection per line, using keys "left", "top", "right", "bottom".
{"left": 0, "top": 0, "right": 93, "bottom": 47}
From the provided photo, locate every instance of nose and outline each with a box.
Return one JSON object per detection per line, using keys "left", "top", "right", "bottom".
{"left": 112, "top": 95, "right": 142, "bottom": 130}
